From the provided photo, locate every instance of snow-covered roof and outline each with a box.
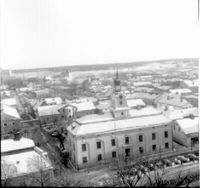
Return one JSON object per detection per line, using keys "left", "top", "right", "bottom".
{"left": 183, "top": 80, "right": 199, "bottom": 87}
{"left": 155, "top": 94, "right": 193, "bottom": 108}
{"left": 68, "top": 114, "right": 171, "bottom": 136}
{"left": 37, "top": 104, "right": 66, "bottom": 116}
{"left": 44, "top": 97, "right": 63, "bottom": 105}
{"left": 166, "top": 107, "right": 198, "bottom": 120}
{"left": 126, "top": 93, "right": 159, "bottom": 100}
{"left": 1, "top": 148, "right": 52, "bottom": 179}
{"left": 1, "top": 137, "right": 35, "bottom": 153}
{"left": 127, "top": 99, "right": 146, "bottom": 108}
{"left": 133, "top": 81, "right": 152, "bottom": 87}
{"left": 1, "top": 104, "right": 21, "bottom": 120}
{"left": 2, "top": 98, "right": 17, "bottom": 106}
{"left": 176, "top": 117, "right": 199, "bottom": 135}
{"left": 69, "top": 101, "right": 96, "bottom": 112}
{"left": 129, "top": 106, "right": 161, "bottom": 117}
{"left": 169, "top": 88, "right": 192, "bottom": 94}
{"left": 76, "top": 113, "right": 113, "bottom": 124}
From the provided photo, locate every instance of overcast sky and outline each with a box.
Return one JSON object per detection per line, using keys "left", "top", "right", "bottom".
{"left": 0, "top": 0, "right": 199, "bottom": 70}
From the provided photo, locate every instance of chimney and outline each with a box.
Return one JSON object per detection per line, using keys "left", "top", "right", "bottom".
{"left": 13, "top": 131, "right": 21, "bottom": 141}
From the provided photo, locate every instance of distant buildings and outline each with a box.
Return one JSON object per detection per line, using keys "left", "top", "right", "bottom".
{"left": 154, "top": 93, "right": 193, "bottom": 110}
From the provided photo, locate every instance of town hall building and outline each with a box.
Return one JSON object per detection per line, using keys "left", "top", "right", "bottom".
{"left": 66, "top": 72, "right": 173, "bottom": 168}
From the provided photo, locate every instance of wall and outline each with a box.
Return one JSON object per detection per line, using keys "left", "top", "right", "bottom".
{"left": 72, "top": 123, "right": 173, "bottom": 168}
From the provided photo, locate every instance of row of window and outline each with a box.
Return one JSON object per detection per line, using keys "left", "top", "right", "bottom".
{"left": 3, "top": 122, "right": 16, "bottom": 127}
{"left": 82, "top": 142, "right": 169, "bottom": 163}
{"left": 81, "top": 131, "right": 169, "bottom": 152}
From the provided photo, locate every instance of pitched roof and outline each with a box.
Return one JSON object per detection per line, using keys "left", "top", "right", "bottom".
{"left": 37, "top": 104, "right": 67, "bottom": 116}
{"left": 127, "top": 99, "right": 146, "bottom": 108}
{"left": 1, "top": 137, "right": 35, "bottom": 153}
{"left": 68, "top": 114, "right": 171, "bottom": 136}
{"left": 69, "top": 101, "right": 96, "bottom": 112}
{"left": 1, "top": 104, "right": 21, "bottom": 120}
{"left": 43, "top": 97, "right": 63, "bottom": 105}
{"left": 2, "top": 98, "right": 17, "bottom": 106}
{"left": 166, "top": 107, "right": 198, "bottom": 120}
{"left": 155, "top": 94, "right": 193, "bottom": 108}
{"left": 176, "top": 117, "right": 199, "bottom": 135}
{"left": 169, "top": 88, "right": 192, "bottom": 94}
{"left": 183, "top": 80, "right": 199, "bottom": 87}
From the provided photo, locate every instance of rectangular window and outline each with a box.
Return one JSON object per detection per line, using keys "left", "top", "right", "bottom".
{"left": 112, "top": 151, "right": 116, "bottom": 158}
{"left": 125, "top": 137, "right": 129, "bottom": 144}
{"left": 98, "top": 154, "right": 102, "bottom": 161}
{"left": 139, "top": 135, "right": 143, "bottom": 142}
{"left": 152, "top": 144, "right": 156, "bottom": 151}
{"left": 82, "top": 157, "right": 87, "bottom": 163}
{"left": 164, "top": 131, "right": 168, "bottom": 138}
{"left": 12, "top": 122, "right": 15, "bottom": 126}
{"left": 165, "top": 142, "right": 169, "bottom": 149}
{"left": 82, "top": 144, "right": 86, "bottom": 152}
{"left": 97, "top": 141, "right": 101, "bottom": 149}
{"left": 139, "top": 147, "right": 143, "bottom": 154}
{"left": 111, "top": 139, "right": 116, "bottom": 146}
{"left": 4, "top": 123, "right": 7, "bottom": 127}
{"left": 125, "top": 148, "right": 130, "bottom": 157}
{"left": 152, "top": 133, "right": 156, "bottom": 140}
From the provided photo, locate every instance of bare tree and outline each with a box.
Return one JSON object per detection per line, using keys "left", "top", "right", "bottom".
{"left": 1, "top": 160, "right": 18, "bottom": 187}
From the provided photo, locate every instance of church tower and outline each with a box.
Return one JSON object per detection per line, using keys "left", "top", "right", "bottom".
{"left": 110, "top": 71, "right": 130, "bottom": 118}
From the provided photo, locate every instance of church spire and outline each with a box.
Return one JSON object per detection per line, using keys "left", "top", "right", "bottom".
{"left": 114, "top": 66, "right": 121, "bottom": 93}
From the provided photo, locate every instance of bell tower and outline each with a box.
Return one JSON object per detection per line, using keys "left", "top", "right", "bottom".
{"left": 110, "top": 71, "right": 130, "bottom": 118}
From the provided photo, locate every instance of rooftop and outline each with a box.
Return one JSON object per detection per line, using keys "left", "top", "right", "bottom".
{"left": 1, "top": 149, "right": 52, "bottom": 179}
{"left": 169, "top": 88, "right": 192, "bottom": 94}
{"left": 183, "top": 80, "right": 199, "bottom": 87}
{"left": 176, "top": 117, "right": 199, "bottom": 135}
{"left": 127, "top": 99, "right": 146, "bottom": 108}
{"left": 68, "top": 114, "right": 171, "bottom": 136}
{"left": 43, "top": 97, "right": 63, "bottom": 105}
{"left": 1, "top": 104, "right": 21, "bottom": 120}
{"left": 165, "top": 107, "right": 198, "bottom": 120}
{"left": 37, "top": 104, "right": 67, "bottom": 116}
{"left": 1, "top": 137, "right": 35, "bottom": 153}
{"left": 129, "top": 106, "right": 161, "bottom": 117}
{"left": 69, "top": 101, "right": 96, "bottom": 112}
{"left": 155, "top": 94, "right": 193, "bottom": 108}
{"left": 2, "top": 98, "right": 17, "bottom": 107}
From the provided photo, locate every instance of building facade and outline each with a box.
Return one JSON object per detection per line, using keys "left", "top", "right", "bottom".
{"left": 66, "top": 73, "right": 173, "bottom": 168}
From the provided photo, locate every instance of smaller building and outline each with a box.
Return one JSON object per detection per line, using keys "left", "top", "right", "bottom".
{"left": 1, "top": 104, "right": 22, "bottom": 139}
{"left": 127, "top": 99, "right": 146, "bottom": 109}
{"left": 1, "top": 137, "right": 53, "bottom": 185}
{"left": 183, "top": 95, "right": 198, "bottom": 107}
{"left": 169, "top": 88, "right": 192, "bottom": 95}
{"left": 173, "top": 117, "right": 199, "bottom": 147}
{"left": 36, "top": 104, "right": 68, "bottom": 125}
{"left": 42, "top": 97, "right": 63, "bottom": 106}
{"left": 155, "top": 94, "right": 193, "bottom": 110}
{"left": 69, "top": 101, "right": 96, "bottom": 118}
{"left": 180, "top": 80, "right": 198, "bottom": 93}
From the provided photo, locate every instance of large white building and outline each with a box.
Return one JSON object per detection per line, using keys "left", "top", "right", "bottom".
{"left": 66, "top": 73, "right": 173, "bottom": 168}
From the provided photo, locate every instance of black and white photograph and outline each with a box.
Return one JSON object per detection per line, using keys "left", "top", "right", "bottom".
{"left": 0, "top": 0, "right": 199, "bottom": 187}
